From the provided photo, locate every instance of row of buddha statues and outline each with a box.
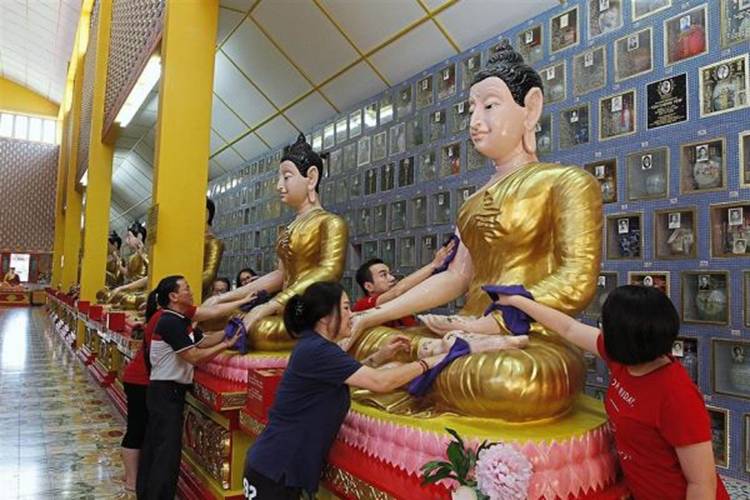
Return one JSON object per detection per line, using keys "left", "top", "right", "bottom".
{"left": 95, "top": 41, "right": 602, "bottom": 424}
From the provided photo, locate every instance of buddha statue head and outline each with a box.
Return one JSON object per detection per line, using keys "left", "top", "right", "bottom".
{"left": 206, "top": 197, "right": 216, "bottom": 228}
{"left": 278, "top": 133, "right": 324, "bottom": 209}
{"left": 469, "top": 39, "right": 544, "bottom": 162}
{"left": 126, "top": 221, "right": 147, "bottom": 252}
{"left": 108, "top": 230, "right": 122, "bottom": 253}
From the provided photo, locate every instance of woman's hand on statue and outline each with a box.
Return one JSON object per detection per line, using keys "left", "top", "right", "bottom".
{"left": 347, "top": 311, "right": 371, "bottom": 350}
{"left": 223, "top": 330, "right": 241, "bottom": 348}
{"left": 375, "top": 335, "right": 411, "bottom": 363}
{"left": 494, "top": 294, "right": 514, "bottom": 306}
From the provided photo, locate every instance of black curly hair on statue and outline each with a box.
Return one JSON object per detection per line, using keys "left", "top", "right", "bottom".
{"left": 128, "top": 221, "right": 147, "bottom": 243}
{"left": 471, "top": 39, "right": 544, "bottom": 106}
{"left": 281, "top": 133, "right": 324, "bottom": 192}
{"left": 108, "top": 231, "right": 122, "bottom": 250}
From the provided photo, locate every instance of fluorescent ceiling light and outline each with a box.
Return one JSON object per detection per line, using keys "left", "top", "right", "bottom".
{"left": 80, "top": 169, "right": 89, "bottom": 187}
{"left": 115, "top": 55, "right": 161, "bottom": 127}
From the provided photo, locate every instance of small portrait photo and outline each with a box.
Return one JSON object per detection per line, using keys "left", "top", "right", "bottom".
{"left": 597, "top": 275, "right": 607, "bottom": 286}
{"left": 641, "top": 154, "right": 653, "bottom": 170}
{"left": 698, "top": 274, "right": 711, "bottom": 290}
{"left": 732, "top": 345, "right": 745, "bottom": 363}
{"left": 599, "top": 0, "right": 610, "bottom": 10}
{"left": 668, "top": 212, "right": 681, "bottom": 229}
{"left": 680, "top": 14, "right": 691, "bottom": 31}
{"left": 627, "top": 34, "right": 639, "bottom": 51}
{"left": 611, "top": 95, "right": 623, "bottom": 112}
{"left": 643, "top": 275, "right": 654, "bottom": 287}
{"left": 595, "top": 165, "right": 606, "bottom": 178}
{"left": 585, "top": 51, "right": 594, "bottom": 67}
{"left": 696, "top": 144, "right": 709, "bottom": 162}
{"left": 672, "top": 339, "right": 685, "bottom": 357}
{"left": 617, "top": 218, "right": 630, "bottom": 234}
{"left": 734, "top": 239, "right": 747, "bottom": 255}
{"left": 729, "top": 207, "right": 744, "bottom": 226}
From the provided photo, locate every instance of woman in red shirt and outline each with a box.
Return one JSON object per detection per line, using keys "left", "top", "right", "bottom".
{"left": 494, "top": 285, "right": 727, "bottom": 500}
{"left": 119, "top": 279, "right": 255, "bottom": 491}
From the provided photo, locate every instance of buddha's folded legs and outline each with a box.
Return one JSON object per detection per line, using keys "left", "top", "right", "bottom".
{"left": 249, "top": 315, "right": 296, "bottom": 351}
{"left": 351, "top": 326, "right": 584, "bottom": 422}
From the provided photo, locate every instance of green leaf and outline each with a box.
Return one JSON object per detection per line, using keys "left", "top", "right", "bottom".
{"left": 421, "top": 460, "right": 451, "bottom": 474}
{"left": 446, "top": 427, "right": 466, "bottom": 450}
{"left": 422, "top": 466, "right": 458, "bottom": 485}
{"left": 447, "top": 442, "right": 470, "bottom": 479}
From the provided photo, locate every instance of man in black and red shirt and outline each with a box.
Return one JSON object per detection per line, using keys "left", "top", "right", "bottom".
{"left": 352, "top": 240, "right": 455, "bottom": 326}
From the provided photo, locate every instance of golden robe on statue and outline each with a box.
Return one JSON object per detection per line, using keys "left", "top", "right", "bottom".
{"left": 201, "top": 233, "right": 224, "bottom": 302}
{"left": 245, "top": 208, "right": 347, "bottom": 351}
{"left": 351, "top": 162, "right": 602, "bottom": 422}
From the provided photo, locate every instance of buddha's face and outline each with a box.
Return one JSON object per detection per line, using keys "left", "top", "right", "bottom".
{"left": 126, "top": 231, "right": 142, "bottom": 251}
{"left": 469, "top": 76, "right": 529, "bottom": 162}
{"left": 277, "top": 160, "right": 315, "bottom": 208}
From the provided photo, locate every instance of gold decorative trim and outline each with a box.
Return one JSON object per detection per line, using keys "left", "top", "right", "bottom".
{"left": 322, "top": 464, "right": 395, "bottom": 500}
{"left": 239, "top": 411, "right": 266, "bottom": 436}
{"left": 414, "top": 0, "right": 461, "bottom": 53}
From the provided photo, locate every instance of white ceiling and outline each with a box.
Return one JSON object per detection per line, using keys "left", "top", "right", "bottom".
{"left": 99, "top": 0, "right": 559, "bottom": 232}
{"left": 0, "top": 0, "right": 81, "bottom": 105}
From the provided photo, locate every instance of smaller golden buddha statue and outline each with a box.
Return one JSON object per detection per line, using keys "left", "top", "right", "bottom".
{"left": 2, "top": 267, "right": 21, "bottom": 287}
{"left": 105, "top": 231, "right": 125, "bottom": 289}
{"left": 201, "top": 198, "right": 224, "bottom": 302}
{"left": 204, "top": 134, "right": 348, "bottom": 352}
{"left": 96, "top": 221, "right": 148, "bottom": 310}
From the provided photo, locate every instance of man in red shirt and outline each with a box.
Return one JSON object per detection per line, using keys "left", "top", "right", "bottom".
{"left": 352, "top": 240, "right": 455, "bottom": 327}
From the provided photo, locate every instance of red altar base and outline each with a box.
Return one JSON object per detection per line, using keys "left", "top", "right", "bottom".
{"left": 89, "top": 357, "right": 115, "bottom": 387}
{"left": 192, "top": 371, "right": 249, "bottom": 412}
{"left": 76, "top": 343, "right": 96, "bottom": 366}
{"left": 0, "top": 290, "right": 30, "bottom": 306}
{"left": 178, "top": 459, "right": 244, "bottom": 500}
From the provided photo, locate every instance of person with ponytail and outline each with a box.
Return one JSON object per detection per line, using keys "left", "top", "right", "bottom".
{"left": 243, "top": 281, "right": 475, "bottom": 498}
{"left": 121, "top": 276, "right": 254, "bottom": 497}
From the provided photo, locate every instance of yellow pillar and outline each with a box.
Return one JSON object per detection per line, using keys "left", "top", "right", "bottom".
{"left": 148, "top": 0, "right": 219, "bottom": 292}
{"left": 79, "top": 0, "right": 114, "bottom": 302}
{"left": 51, "top": 109, "right": 70, "bottom": 288}
{"left": 60, "top": 63, "right": 85, "bottom": 290}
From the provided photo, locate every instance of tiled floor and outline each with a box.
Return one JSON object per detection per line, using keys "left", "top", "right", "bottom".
{"left": 1, "top": 306, "right": 749, "bottom": 499}
{"left": 0, "top": 307, "right": 130, "bottom": 499}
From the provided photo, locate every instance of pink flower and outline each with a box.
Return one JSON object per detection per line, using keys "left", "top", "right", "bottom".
{"left": 475, "top": 444, "right": 533, "bottom": 500}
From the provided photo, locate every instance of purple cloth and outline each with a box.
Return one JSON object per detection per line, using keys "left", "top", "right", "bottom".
{"left": 432, "top": 234, "right": 461, "bottom": 274}
{"left": 224, "top": 317, "right": 249, "bottom": 354}
{"left": 239, "top": 290, "right": 271, "bottom": 312}
{"left": 407, "top": 337, "right": 470, "bottom": 397}
{"left": 481, "top": 284, "right": 534, "bottom": 335}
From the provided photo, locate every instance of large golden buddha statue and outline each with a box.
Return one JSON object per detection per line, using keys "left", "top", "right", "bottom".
{"left": 207, "top": 134, "right": 347, "bottom": 352}
{"left": 348, "top": 41, "right": 602, "bottom": 422}
{"left": 97, "top": 221, "right": 149, "bottom": 310}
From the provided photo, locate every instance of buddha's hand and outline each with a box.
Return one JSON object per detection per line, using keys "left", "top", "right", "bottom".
{"left": 241, "top": 302, "right": 275, "bottom": 331}
{"left": 419, "top": 314, "right": 503, "bottom": 336}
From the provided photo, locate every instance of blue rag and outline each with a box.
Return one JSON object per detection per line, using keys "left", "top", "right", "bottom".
{"left": 432, "top": 234, "right": 461, "bottom": 274}
{"left": 481, "top": 284, "right": 534, "bottom": 335}
{"left": 407, "top": 337, "right": 470, "bottom": 397}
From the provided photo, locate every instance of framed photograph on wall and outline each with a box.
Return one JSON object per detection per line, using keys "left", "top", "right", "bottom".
{"left": 707, "top": 406, "right": 729, "bottom": 468}
{"left": 396, "top": 85, "right": 412, "bottom": 119}
{"left": 599, "top": 90, "right": 636, "bottom": 140}
{"left": 574, "top": 46, "right": 607, "bottom": 96}
{"left": 517, "top": 25, "right": 543, "bottom": 65}
{"left": 626, "top": 147, "right": 669, "bottom": 200}
{"left": 461, "top": 53, "right": 482, "bottom": 90}
{"left": 349, "top": 109, "right": 362, "bottom": 138}
{"left": 614, "top": 28, "right": 653, "bottom": 81}
{"left": 588, "top": 0, "right": 623, "bottom": 39}
{"left": 664, "top": 5, "right": 708, "bottom": 66}
{"left": 632, "top": 0, "right": 671, "bottom": 21}
{"left": 699, "top": 54, "right": 750, "bottom": 117}
{"left": 720, "top": 0, "right": 750, "bottom": 49}
{"left": 741, "top": 130, "right": 750, "bottom": 187}
{"left": 559, "top": 104, "right": 589, "bottom": 149}
{"left": 536, "top": 114, "right": 553, "bottom": 155}
{"left": 680, "top": 138, "right": 726, "bottom": 193}
{"left": 745, "top": 271, "right": 750, "bottom": 328}
{"left": 628, "top": 271, "right": 670, "bottom": 296}
{"left": 541, "top": 61, "right": 567, "bottom": 104}
{"left": 584, "top": 158, "right": 617, "bottom": 203}
{"left": 654, "top": 207, "right": 697, "bottom": 259}
{"left": 681, "top": 271, "right": 730, "bottom": 325}
{"left": 357, "top": 136, "right": 371, "bottom": 167}
{"left": 550, "top": 7, "right": 580, "bottom": 53}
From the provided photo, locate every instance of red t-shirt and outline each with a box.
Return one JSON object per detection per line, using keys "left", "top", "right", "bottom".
{"left": 596, "top": 335, "right": 728, "bottom": 500}
{"left": 352, "top": 294, "right": 417, "bottom": 328}
{"left": 122, "top": 305, "right": 197, "bottom": 386}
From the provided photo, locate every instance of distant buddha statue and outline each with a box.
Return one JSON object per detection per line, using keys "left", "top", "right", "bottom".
{"left": 105, "top": 231, "right": 125, "bottom": 289}
{"left": 347, "top": 40, "right": 603, "bottom": 422}
{"left": 96, "top": 221, "right": 148, "bottom": 310}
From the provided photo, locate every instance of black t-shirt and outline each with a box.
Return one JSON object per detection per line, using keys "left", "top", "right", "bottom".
{"left": 150, "top": 308, "right": 203, "bottom": 384}
{"left": 246, "top": 330, "right": 362, "bottom": 493}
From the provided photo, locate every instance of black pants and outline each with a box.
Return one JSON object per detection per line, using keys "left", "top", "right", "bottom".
{"left": 243, "top": 466, "right": 301, "bottom": 500}
{"left": 122, "top": 382, "right": 148, "bottom": 449}
{"left": 136, "top": 381, "right": 190, "bottom": 500}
